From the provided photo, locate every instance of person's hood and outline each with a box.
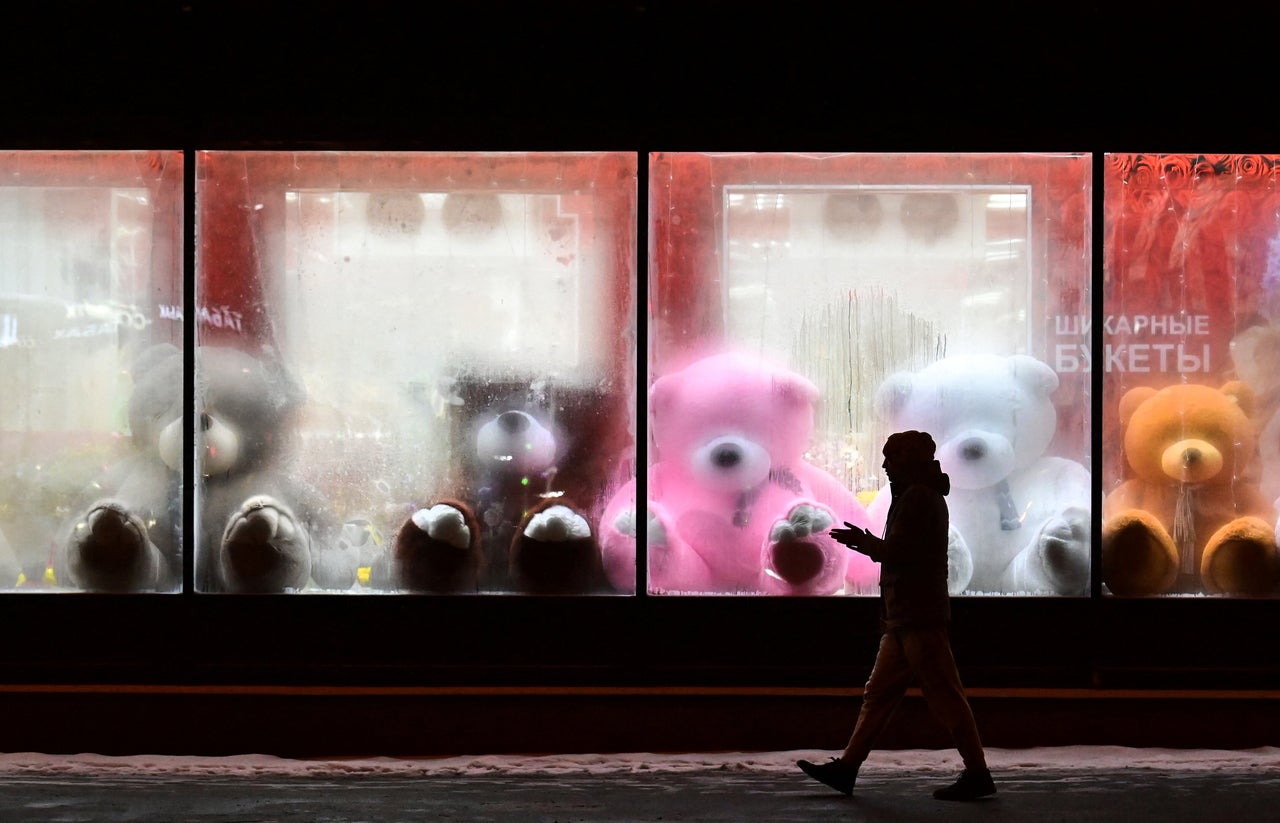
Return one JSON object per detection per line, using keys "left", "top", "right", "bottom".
{"left": 890, "top": 459, "right": 950, "bottom": 497}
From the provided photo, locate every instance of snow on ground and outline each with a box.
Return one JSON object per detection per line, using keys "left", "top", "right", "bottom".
{"left": 0, "top": 747, "right": 1278, "bottom": 779}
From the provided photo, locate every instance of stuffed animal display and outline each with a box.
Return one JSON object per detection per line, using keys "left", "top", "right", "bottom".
{"left": 599, "top": 352, "right": 877, "bottom": 595}
{"left": 871, "top": 354, "right": 1091, "bottom": 595}
{"left": 60, "top": 344, "right": 354, "bottom": 593}
{"left": 393, "top": 407, "right": 608, "bottom": 594}
{"left": 1102, "top": 382, "right": 1280, "bottom": 596}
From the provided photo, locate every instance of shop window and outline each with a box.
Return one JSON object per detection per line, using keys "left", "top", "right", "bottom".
{"left": 196, "top": 152, "right": 636, "bottom": 594}
{"left": 1102, "top": 153, "right": 1280, "bottom": 598}
{"left": 645, "top": 153, "right": 1091, "bottom": 597}
{"left": 0, "top": 151, "right": 184, "bottom": 592}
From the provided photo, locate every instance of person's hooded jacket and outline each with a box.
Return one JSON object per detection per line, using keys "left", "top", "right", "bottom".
{"left": 864, "top": 453, "right": 952, "bottom": 628}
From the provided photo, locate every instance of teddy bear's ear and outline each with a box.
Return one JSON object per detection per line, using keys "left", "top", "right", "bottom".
{"left": 773, "top": 371, "right": 819, "bottom": 408}
{"left": 1008, "top": 355, "right": 1059, "bottom": 398}
{"left": 1118, "top": 386, "right": 1158, "bottom": 428}
{"left": 129, "top": 343, "right": 181, "bottom": 382}
{"left": 1221, "top": 380, "right": 1255, "bottom": 418}
{"left": 649, "top": 372, "right": 677, "bottom": 421}
{"left": 875, "top": 372, "right": 914, "bottom": 421}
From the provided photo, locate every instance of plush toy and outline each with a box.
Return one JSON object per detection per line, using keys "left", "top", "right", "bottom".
{"left": 599, "top": 477, "right": 639, "bottom": 593}
{"left": 599, "top": 352, "right": 876, "bottom": 595}
{"left": 871, "top": 354, "right": 1091, "bottom": 595}
{"left": 1102, "top": 382, "right": 1280, "bottom": 596}
{"left": 60, "top": 344, "right": 354, "bottom": 593}
{"left": 509, "top": 497, "right": 604, "bottom": 594}
{"left": 57, "top": 343, "right": 183, "bottom": 591}
{"left": 472, "top": 409, "right": 560, "bottom": 583}
{"left": 194, "top": 346, "right": 352, "bottom": 592}
{"left": 393, "top": 498, "right": 483, "bottom": 593}
{"left": 393, "top": 407, "right": 607, "bottom": 594}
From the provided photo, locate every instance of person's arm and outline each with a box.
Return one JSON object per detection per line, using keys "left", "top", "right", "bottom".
{"left": 830, "top": 486, "right": 932, "bottom": 563}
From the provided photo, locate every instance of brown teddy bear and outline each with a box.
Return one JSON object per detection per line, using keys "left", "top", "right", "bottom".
{"left": 1103, "top": 382, "right": 1280, "bottom": 596}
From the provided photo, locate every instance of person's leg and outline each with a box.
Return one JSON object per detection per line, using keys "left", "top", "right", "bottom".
{"left": 899, "top": 625, "right": 987, "bottom": 772}
{"left": 799, "top": 630, "right": 913, "bottom": 795}
{"left": 840, "top": 630, "right": 913, "bottom": 765}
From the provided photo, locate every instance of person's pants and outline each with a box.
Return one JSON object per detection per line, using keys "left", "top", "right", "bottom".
{"left": 844, "top": 625, "right": 987, "bottom": 771}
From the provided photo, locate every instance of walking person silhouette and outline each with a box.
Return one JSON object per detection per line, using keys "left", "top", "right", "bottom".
{"left": 798, "top": 430, "right": 995, "bottom": 801}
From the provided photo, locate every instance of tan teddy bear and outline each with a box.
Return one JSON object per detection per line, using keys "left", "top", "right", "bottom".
{"left": 1103, "top": 382, "right": 1280, "bottom": 596}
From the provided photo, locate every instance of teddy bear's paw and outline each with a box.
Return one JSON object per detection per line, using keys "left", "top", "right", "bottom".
{"left": 646, "top": 508, "right": 670, "bottom": 549}
{"left": 1033, "top": 509, "right": 1090, "bottom": 594}
{"left": 768, "top": 504, "right": 835, "bottom": 543}
{"left": 220, "top": 496, "right": 312, "bottom": 593}
{"left": 765, "top": 504, "right": 836, "bottom": 587}
{"left": 643, "top": 507, "right": 684, "bottom": 588}
{"left": 66, "top": 502, "right": 162, "bottom": 592}
{"left": 1101, "top": 512, "right": 1178, "bottom": 596}
{"left": 411, "top": 504, "right": 473, "bottom": 549}
{"left": 946, "top": 526, "right": 974, "bottom": 594}
{"left": 511, "top": 504, "right": 603, "bottom": 594}
{"left": 1202, "top": 516, "right": 1280, "bottom": 596}
{"left": 523, "top": 505, "right": 592, "bottom": 543}
{"left": 611, "top": 507, "right": 637, "bottom": 539}
{"left": 393, "top": 502, "right": 481, "bottom": 593}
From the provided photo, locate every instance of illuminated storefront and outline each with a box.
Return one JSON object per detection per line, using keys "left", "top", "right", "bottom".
{"left": 1, "top": 149, "right": 1278, "bottom": 755}
{"left": 647, "top": 153, "right": 1093, "bottom": 597}
{"left": 1102, "top": 154, "right": 1280, "bottom": 599}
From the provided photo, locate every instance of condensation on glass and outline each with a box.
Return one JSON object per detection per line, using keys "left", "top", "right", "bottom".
{"left": 1102, "top": 153, "right": 1280, "bottom": 598}
{"left": 0, "top": 151, "right": 184, "bottom": 592}
{"left": 195, "top": 152, "right": 637, "bottom": 594}
{"left": 645, "top": 153, "right": 1092, "bottom": 597}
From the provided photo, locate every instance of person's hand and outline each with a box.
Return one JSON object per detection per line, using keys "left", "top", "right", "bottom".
{"left": 829, "top": 521, "right": 871, "bottom": 550}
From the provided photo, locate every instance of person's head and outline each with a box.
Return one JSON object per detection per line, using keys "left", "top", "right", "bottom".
{"left": 882, "top": 430, "right": 937, "bottom": 482}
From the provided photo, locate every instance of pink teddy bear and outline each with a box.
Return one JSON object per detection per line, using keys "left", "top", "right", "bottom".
{"left": 600, "top": 352, "right": 877, "bottom": 595}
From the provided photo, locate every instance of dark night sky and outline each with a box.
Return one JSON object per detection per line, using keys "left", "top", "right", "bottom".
{"left": 0, "top": 1, "right": 1267, "bottom": 152}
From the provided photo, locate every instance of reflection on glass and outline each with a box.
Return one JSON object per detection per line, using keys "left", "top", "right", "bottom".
{"left": 0, "top": 156, "right": 183, "bottom": 593}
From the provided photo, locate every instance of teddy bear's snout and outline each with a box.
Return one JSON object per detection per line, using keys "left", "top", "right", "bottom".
{"left": 1161, "top": 438, "right": 1223, "bottom": 483}
{"left": 960, "top": 438, "right": 987, "bottom": 461}
{"left": 497, "top": 410, "right": 532, "bottom": 434}
{"left": 692, "top": 435, "right": 771, "bottom": 491}
{"left": 476, "top": 410, "right": 557, "bottom": 473}
{"left": 938, "top": 431, "right": 1015, "bottom": 490}
{"left": 711, "top": 442, "right": 744, "bottom": 469}
{"left": 199, "top": 414, "right": 243, "bottom": 477}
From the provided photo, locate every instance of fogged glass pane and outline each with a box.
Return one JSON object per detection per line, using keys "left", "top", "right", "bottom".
{"left": 648, "top": 153, "right": 1091, "bottom": 598}
{"left": 0, "top": 153, "right": 184, "bottom": 592}
{"left": 1102, "top": 153, "right": 1280, "bottom": 598}
{"left": 724, "top": 186, "right": 1033, "bottom": 500}
{"left": 725, "top": 187, "right": 1031, "bottom": 365}
{"left": 195, "top": 152, "right": 636, "bottom": 594}
{"left": 283, "top": 191, "right": 608, "bottom": 384}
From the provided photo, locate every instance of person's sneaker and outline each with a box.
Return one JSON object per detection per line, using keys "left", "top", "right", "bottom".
{"left": 797, "top": 757, "right": 857, "bottom": 796}
{"left": 933, "top": 768, "right": 997, "bottom": 801}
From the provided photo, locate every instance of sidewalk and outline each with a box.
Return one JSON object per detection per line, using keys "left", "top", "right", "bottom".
{"left": 1, "top": 747, "right": 1278, "bottom": 821}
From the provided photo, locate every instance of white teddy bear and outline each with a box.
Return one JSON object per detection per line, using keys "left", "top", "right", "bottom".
{"left": 868, "top": 354, "right": 1090, "bottom": 595}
